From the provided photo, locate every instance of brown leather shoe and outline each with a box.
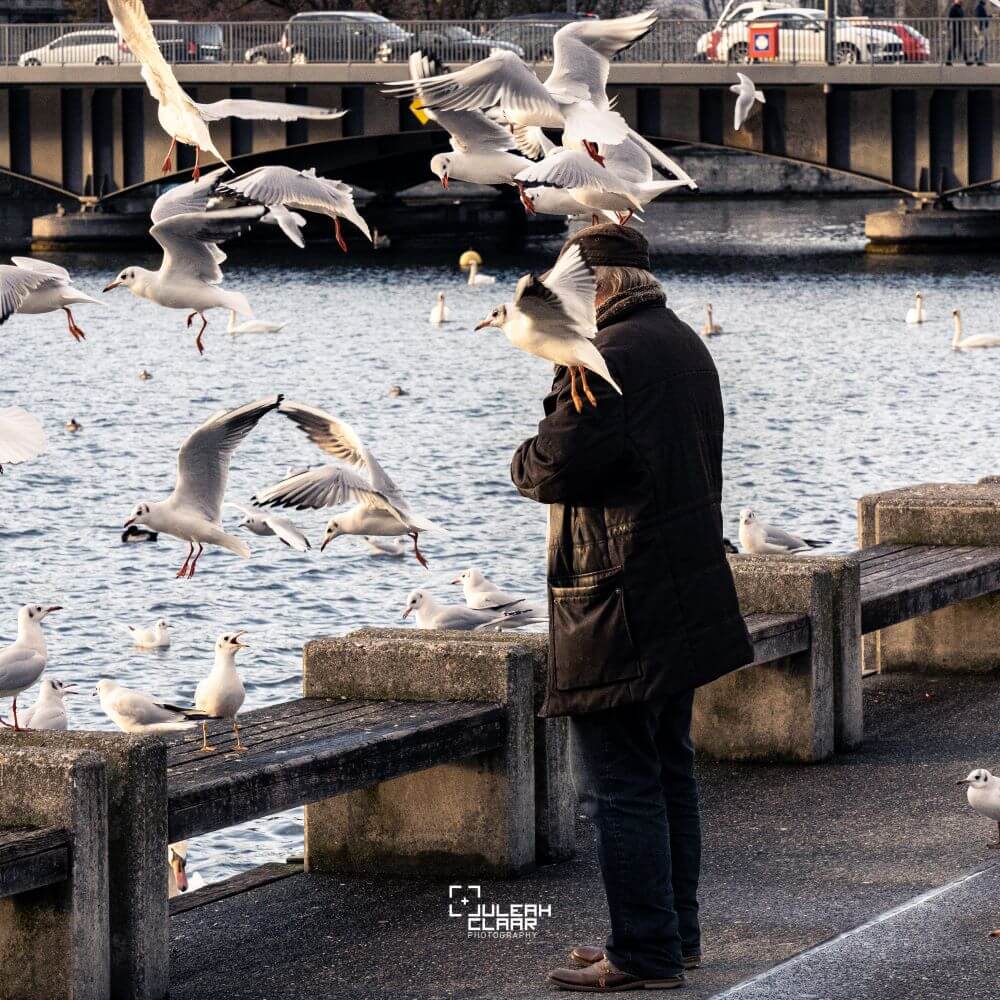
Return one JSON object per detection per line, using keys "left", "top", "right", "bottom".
{"left": 549, "top": 957, "right": 685, "bottom": 991}
{"left": 570, "top": 946, "right": 701, "bottom": 971}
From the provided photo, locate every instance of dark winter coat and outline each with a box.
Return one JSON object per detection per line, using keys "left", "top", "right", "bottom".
{"left": 510, "top": 288, "right": 754, "bottom": 718}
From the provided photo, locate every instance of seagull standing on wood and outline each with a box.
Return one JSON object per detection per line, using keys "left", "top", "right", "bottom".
{"left": 216, "top": 166, "right": 372, "bottom": 253}
{"left": 104, "top": 170, "right": 265, "bottom": 355}
{"left": 384, "top": 11, "right": 658, "bottom": 164}
{"left": 0, "top": 257, "right": 101, "bottom": 342}
{"left": 107, "top": 0, "right": 346, "bottom": 179}
{"left": 731, "top": 72, "right": 765, "bottom": 132}
{"left": 0, "top": 604, "right": 61, "bottom": 730}
{"left": 95, "top": 679, "right": 208, "bottom": 734}
{"left": 0, "top": 407, "right": 46, "bottom": 475}
{"left": 123, "top": 395, "right": 284, "bottom": 578}
{"left": 958, "top": 769, "right": 1000, "bottom": 848}
{"left": 252, "top": 401, "right": 442, "bottom": 568}
{"left": 194, "top": 631, "right": 249, "bottom": 753}
{"left": 20, "top": 678, "right": 75, "bottom": 731}
{"left": 738, "top": 509, "right": 829, "bottom": 554}
{"left": 475, "top": 244, "right": 621, "bottom": 414}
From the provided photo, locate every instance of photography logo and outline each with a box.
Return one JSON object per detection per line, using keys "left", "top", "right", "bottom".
{"left": 448, "top": 884, "right": 553, "bottom": 940}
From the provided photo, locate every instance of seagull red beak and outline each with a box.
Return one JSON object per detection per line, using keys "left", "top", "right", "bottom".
{"left": 103, "top": 280, "right": 121, "bottom": 292}
{"left": 441, "top": 174, "right": 449, "bottom": 190}
{"left": 401, "top": 606, "right": 413, "bottom": 619}
{"left": 450, "top": 576, "right": 461, "bottom": 585}
{"left": 124, "top": 517, "right": 137, "bottom": 527}
{"left": 46, "top": 606, "right": 63, "bottom": 614}
{"left": 232, "top": 630, "right": 250, "bottom": 649}
{"left": 474, "top": 318, "right": 492, "bottom": 331}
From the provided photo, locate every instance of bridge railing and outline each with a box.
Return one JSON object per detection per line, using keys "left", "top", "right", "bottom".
{"left": 2, "top": 18, "right": 998, "bottom": 68}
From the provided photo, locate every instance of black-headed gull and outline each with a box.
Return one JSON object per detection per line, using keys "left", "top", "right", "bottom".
{"left": 226, "top": 501, "right": 311, "bottom": 553}
{"left": 124, "top": 395, "right": 284, "bottom": 578}
{"left": 0, "top": 407, "right": 46, "bottom": 474}
{"left": 251, "top": 400, "right": 441, "bottom": 568}
{"left": 0, "top": 257, "right": 101, "bottom": 342}
{"left": 217, "top": 166, "right": 371, "bottom": 253}
{"left": 104, "top": 172, "right": 266, "bottom": 354}
{"left": 958, "top": 769, "right": 1000, "bottom": 848}
{"left": 385, "top": 11, "right": 658, "bottom": 163}
{"left": 194, "top": 631, "right": 249, "bottom": 752}
{"left": 107, "top": 0, "right": 346, "bottom": 179}
{"left": 96, "top": 679, "right": 208, "bottom": 734}
{"left": 363, "top": 536, "right": 407, "bottom": 557}
{"left": 951, "top": 309, "right": 1000, "bottom": 350}
{"left": 402, "top": 590, "right": 542, "bottom": 631}
{"left": 452, "top": 567, "right": 544, "bottom": 617}
{"left": 475, "top": 243, "right": 621, "bottom": 414}
{"left": 226, "top": 311, "right": 286, "bottom": 335}
{"left": 731, "top": 72, "right": 765, "bottom": 132}
{"left": 0, "top": 604, "right": 61, "bottom": 730}
{"left": 738, "top": 509, "right": 829, "bottom": 554}
{"left": 125, "top": 619, "right": 171, "bottom": 649}
{"left": 20, "top": 678, "right": 75, "bottom": 731}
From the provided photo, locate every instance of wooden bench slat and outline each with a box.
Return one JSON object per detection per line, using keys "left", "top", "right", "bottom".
{"left": 854, "top": 543, "right": 913, "bottom": 564}
{"left": 860, "top": 545, "right": 981, "bottom": 584}
{"left": 860, "top": 545, "right": 1000, "bottom": 634}
{"left": 0, "top": 827, "right": 71, "bottom": 898}
{"left": 745, "top": 611, "right": 811, "bottom": 664}
{"left": 166, "top": 699, "right": 504, "bottom": 842}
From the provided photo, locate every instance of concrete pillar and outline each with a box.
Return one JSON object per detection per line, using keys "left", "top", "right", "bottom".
{"left": 142, "top": 90, "right": 163, "bottom": 183}
{"left": 915, "top": 88, "right": 932, "bottom": 189}
{"left": 302, "top": 628, "right": 537, "bottom": 877}
{"left": 308, "top": 85, "right": 346, "bottom": 143}
{"left": 785, "top": 86, "right": 827, "bottom": 164}
{"left": 608, "top": 85, "right": 637, "bottom": 129}
{"left": 952, "top": 88, "right": 969, "bottom": 188}
{"left": 659, "top": 86, "right": 699, "bottom": 141}
{"left": 850, "top": 88, "right": 892, "bottom": 183}
{"left": 362, "top": 88, "right": 397, "bottom": 136}
{"left": 0, "top": 89, "right": 10, "bottom": 171}
{"left": 0, "top": 747, "right": 109, "bottom": 1000}
{"left": 248, "top": 85, "right": 286, "bottom": 154}
{"left": 859, "top": 483, "right": 1000, "bottom": 674}
{"left": 194, "top": 85, "right": 231, "bottom": 165}
{"left": 0, "top": 732, "right": 169, "bottom": 1000}
{"left": 28, "top": 86, "right": 60, "bottom": 186}
{"left": 693, "top": 555, "right": 861, "bottom": 762}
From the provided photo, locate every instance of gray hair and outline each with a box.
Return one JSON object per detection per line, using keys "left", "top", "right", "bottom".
{"left": 593, "top": 265, "right": 661, "bottom": 302}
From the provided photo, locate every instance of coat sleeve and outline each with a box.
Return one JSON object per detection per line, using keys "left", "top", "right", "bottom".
{"left": 510, "top": 366, "right": 627, "bottom": 505}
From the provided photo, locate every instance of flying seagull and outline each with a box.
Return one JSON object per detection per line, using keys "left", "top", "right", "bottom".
{"left": 0, "top": 257, "right": 101, "bottom": 342}
{"left": 731, "top": 72, "right": 765, "bottom": 132}
{"left": 475, "top": 244, "right": 621, "bottom": 414}
{"left": 108, "top": 0, "right": 346, "bottom": 178}
{"left": 0, "top": 407, "right": 46, "bottom": 475}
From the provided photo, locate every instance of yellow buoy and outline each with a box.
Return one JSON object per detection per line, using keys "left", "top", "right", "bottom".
{"left": 409, "top": 98, "right": 430, "bottom": 126}
{"left": 459, "top": 249, "right": 483, "bottom": 271}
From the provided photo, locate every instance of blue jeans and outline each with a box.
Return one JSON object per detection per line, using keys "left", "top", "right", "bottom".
{"left": 569, "top": 692, "right": 700, "bottom": 980}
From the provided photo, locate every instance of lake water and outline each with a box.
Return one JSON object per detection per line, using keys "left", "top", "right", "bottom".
{"left": 2, "top": 195, "right": 996, "bottom": 884}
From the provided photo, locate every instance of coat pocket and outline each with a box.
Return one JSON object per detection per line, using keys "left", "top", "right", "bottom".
{"left": 550, "top": 567, "right": 641, "bottom": 692}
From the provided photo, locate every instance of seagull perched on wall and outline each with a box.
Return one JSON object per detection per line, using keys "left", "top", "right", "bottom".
{"left": 384, "top": 11, "right": 659, "bottom": 163}
{"left": 108, "top": 0, "right": 346, "bottom": 179}
{"left": 402, "top": 590, "right": 543, "bottom": 631}
{"left": 216, "top": 166, "right": 372, "bottom": 253}
{"left": 958, "top": 768, "right": 1000, "bottom": 848}
{"left": 738, "top": 509, "right": 829, "bottom": 554}
{"left": 123, "top": 395, "right": 284, "bottom": 578}
{"left": 104, "top": 169, "right": 266, "bottom": 355}
{"left": 0, "top": 407, "right": 46, "bottom": 475}
{"left": 475, "top": 244, "right": 621, "bottom": 414}
{"left": 20, "top": 678, "right": 75, "bottom": 731}
{"left": 252, "top": 401, "right": 441, "bottom": 568}
{"left": 96, "top": 679, "right": 209, "bottom": 734}
{"left": 0, "top": 258, "right": 102, "bottom": 342}
{"left": 731, "top": 72, "right": 765, "bottom": 132}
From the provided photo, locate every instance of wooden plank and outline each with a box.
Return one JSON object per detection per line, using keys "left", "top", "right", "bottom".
{"left": 854, "top": 543, "right": 912, "bottom": 565}
{"left": 860, "top": 546, "right": 980, "bottom": 585}
{"left": 169, "top": 862, "right": 301, "bottom": 917}
{"left": 861, "top": 545, "right": 1000, "bottom": 634}
{"left": 745, "top": 611, "right": 811, "bottom": 664}
{"left": 167, "top": 700, "right": 504, "bottom": 842}
{"left": 0, "top": 827, "right": 71, "bottom": 898}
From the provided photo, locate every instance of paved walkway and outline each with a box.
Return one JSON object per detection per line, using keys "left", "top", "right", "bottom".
{"left": 170, "top": 672, "right": 1000, "bottom": 999}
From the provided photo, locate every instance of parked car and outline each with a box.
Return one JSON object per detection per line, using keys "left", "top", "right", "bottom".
{"left": 18, "top": 29, "right": 123, "bottom": 66}
{"left": 245, "top": 11, "right": 411, "bottom": 64}
{"left": 697, "top": 8, "right": 903, "bottom": 65}
{"left": 484, "top": 12, "right": 598, "bottom": 61}
{"left": 376, "top": 25, "right": 524, "bottom": 64}
{"left": 844, "top": 17, "right": 930, "bottom": 62}
{"left": 153, "top": 21, "right": 225, "bottom": 63}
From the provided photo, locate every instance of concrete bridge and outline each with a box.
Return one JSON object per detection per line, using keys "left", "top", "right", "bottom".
{"left": 3, "top": 28, "right": 1000, "bottom": 235}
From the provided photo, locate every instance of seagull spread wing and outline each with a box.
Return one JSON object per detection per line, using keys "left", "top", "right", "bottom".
{"left": 262, "top": 513, "right": 311, "bottom": 552}
{"left": 0, "top": 266, "right": 65, "bottom": 325}
{"left": 546, "top": 10, "right": 657, "bottom": 104}
{"left": 196, "top": 99, "right": 346, "bottom": 124}
{"left": 512, "top": 125, "right": 556, "bottom": 160}
{"left": 0, "top": 407, "right": 47, "bottom": 466}
{"left": 151, "top": 168, "right": 232, "bottom": 224}
{"left": 385, "top": 49, "right": 562, "bottom": 125}
{"left": 515, "top": 148, "right": 627, "bottom": 195}
{"left": 171, "top": 394, "right": 283, "bottom": 523}
{"left": 276, "top": 400, "right": 403, "bottom": 501}
{"left": 11, "top": 257, "right": 71, "bottom": 283}
{"left": 151, "top": 206, "right": 263, "bottom": 284}
{"left": 514, "top": 243, "right": 596, "bottom": 340}
{"left": 252, "top": 465, "right": 406, "bottom": 525}
{"left": 107, "top": 0, "right": 196, "bottom": 119}
{"left": 603, "top": 136, "right": 653, "bottom": 185}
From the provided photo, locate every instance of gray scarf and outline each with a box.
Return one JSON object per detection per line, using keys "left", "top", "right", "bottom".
{"left": 596, "top": 287, "right": 666, "bottom": 329}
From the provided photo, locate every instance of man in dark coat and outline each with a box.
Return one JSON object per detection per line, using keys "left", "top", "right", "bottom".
{"left": 947, "top": 0, "right": 970, "bottom": 64}
{"left": 510, "top": 224, "right": 753, "bottom": 992}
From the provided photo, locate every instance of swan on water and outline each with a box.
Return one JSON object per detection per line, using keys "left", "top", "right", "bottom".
{"left": 905, "top": 292, "right": 926, "bottom": 325}
{"left": 701, "top": 304, "right": 722, "bottom": 337}
{"left": 951, "top": 309, "right": 1000, "bottom": 351}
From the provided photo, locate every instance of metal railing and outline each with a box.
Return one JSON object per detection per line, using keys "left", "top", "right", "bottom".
{"left": 1, "top": 17, "right": 998, "bottom": 68}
